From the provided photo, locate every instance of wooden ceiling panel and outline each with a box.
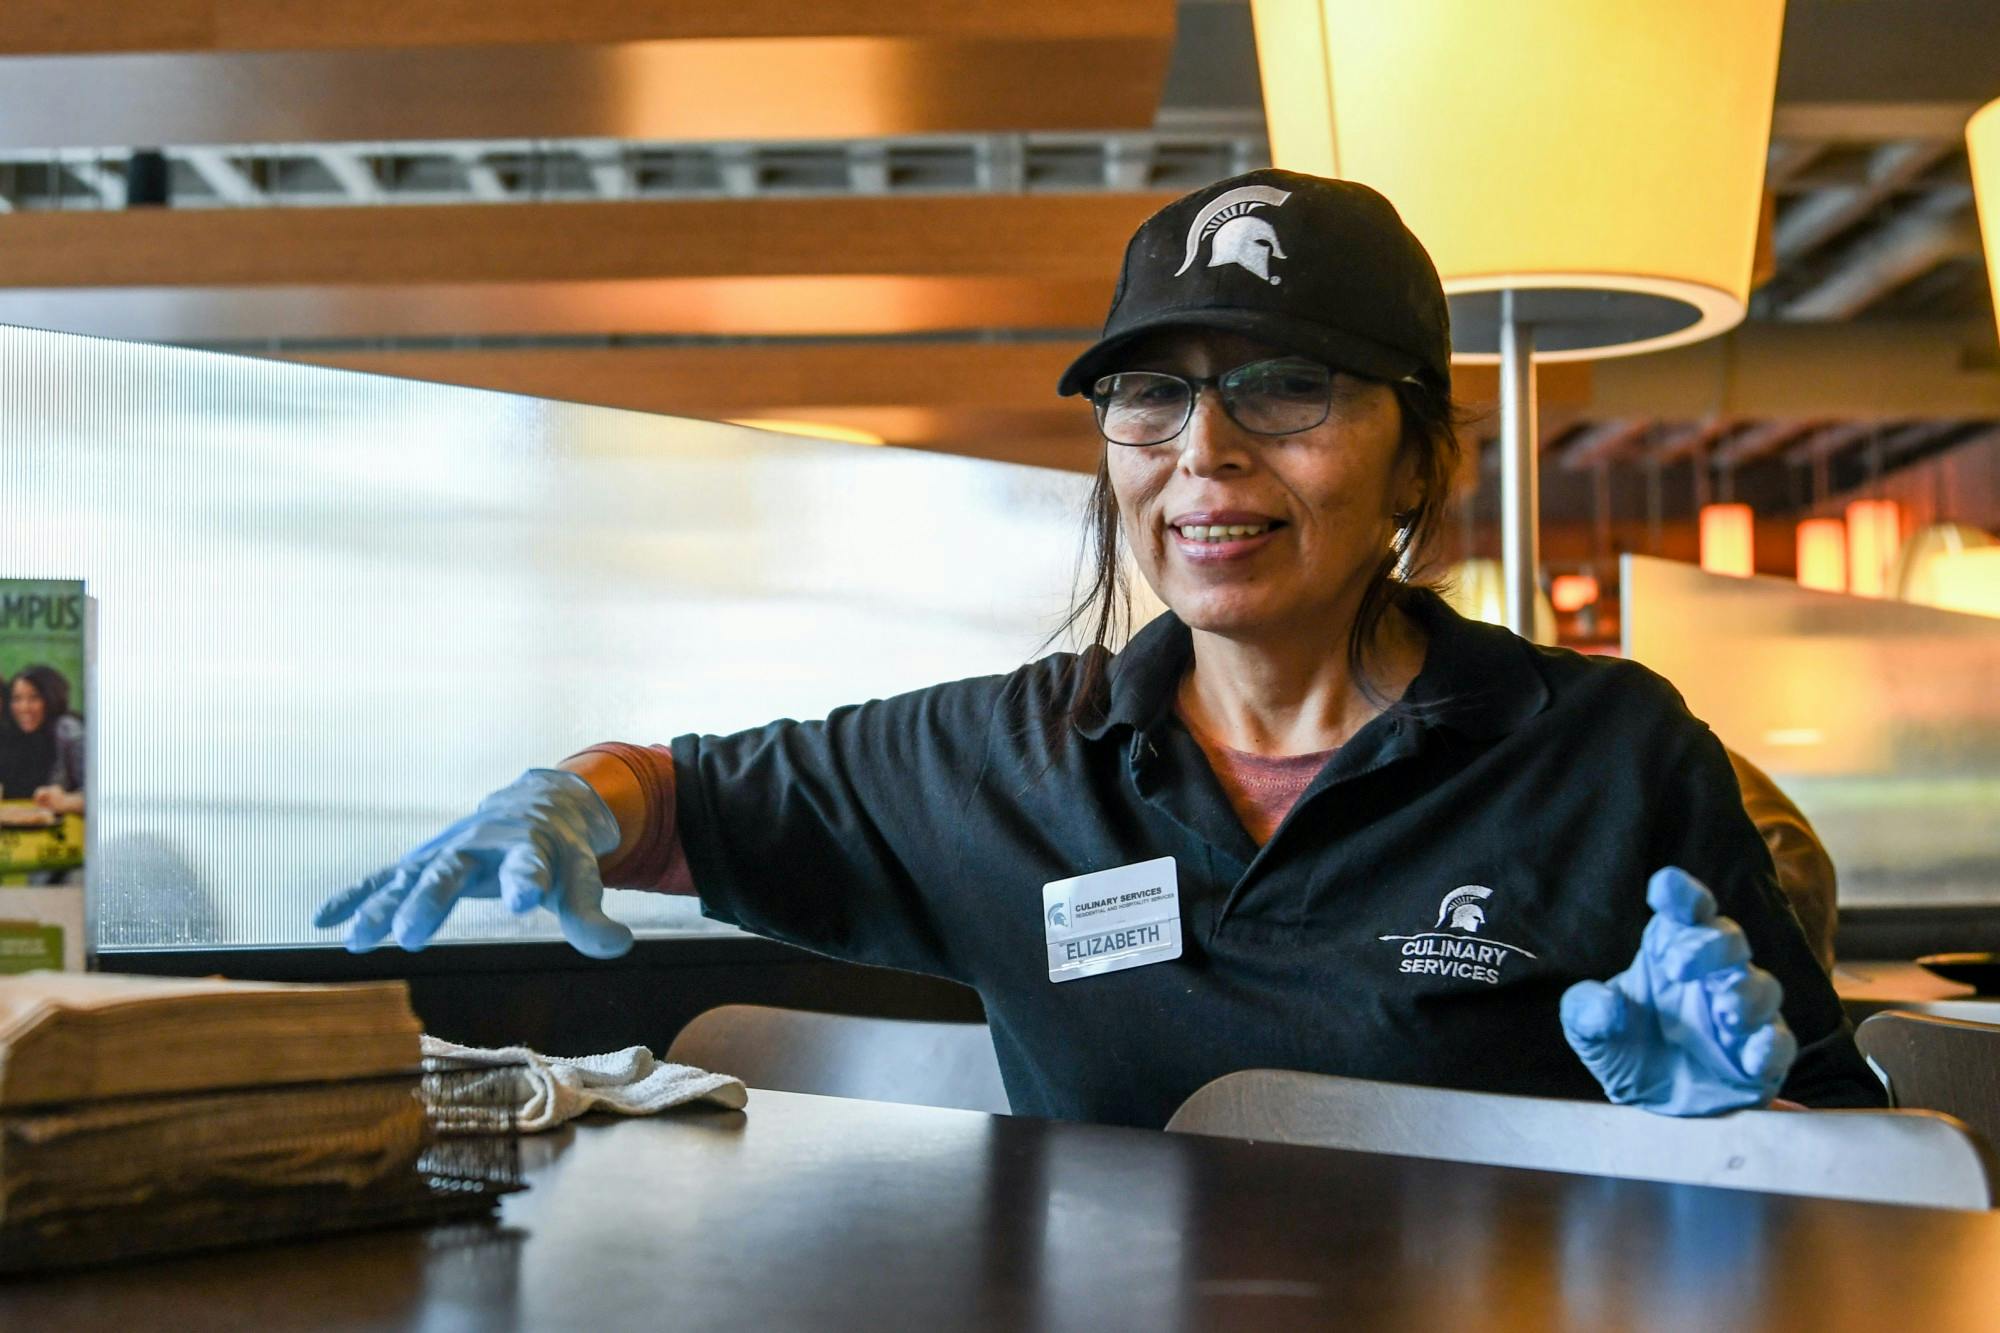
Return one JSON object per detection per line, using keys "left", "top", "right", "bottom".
{"left": 262, "top": 342, "right": 1603, "bottom": 475}
{"left": 0, "top": 277, "right": 1114, "bottom": 344}
{"left": 275, "top": 342, "right": 1104, "bottom": 472}
{"left": 285, "top": 341, "right": 1093, "bottom": 416}
{"left": 0, "top": 4, "right": 1176, "bottom": 149}
{"left": 0, "top": 194, "right": 1172, "bottom": 288}
{"left": 5, "top": 1, "right": 1174, "bottom": 56}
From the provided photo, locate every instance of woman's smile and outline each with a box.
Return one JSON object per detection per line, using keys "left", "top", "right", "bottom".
{"left": 1168, "top": 510, "right": 1289, "bottom": 563}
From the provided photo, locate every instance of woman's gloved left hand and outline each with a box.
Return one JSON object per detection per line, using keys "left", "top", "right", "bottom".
{"left": 314, "top": 768, "right": 631, "bottom": 958}
{"left": 1560, "top": 866, "right": 1797, "bottom": 1116}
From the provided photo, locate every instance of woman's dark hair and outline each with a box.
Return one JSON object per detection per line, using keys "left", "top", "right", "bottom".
{"left": 1, "top": 664, "right": 74, "bottom": 797}
{"left": 1046, "top": 374, "right": 1467, "bottom": 731}
{"left": 11, "top": 664, "right": 73, "bottom": 727}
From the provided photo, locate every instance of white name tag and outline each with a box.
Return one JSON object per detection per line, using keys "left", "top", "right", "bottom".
{"left": 1042, "top": 856, "right": 1182, "bottom": 983}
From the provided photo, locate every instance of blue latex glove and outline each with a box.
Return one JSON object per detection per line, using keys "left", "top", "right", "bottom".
{"left": 1560, "top": 866, "right": 1797, "bottom": 1116}
{"left": 314, "top": 768, "right": 633, "bottom": 958}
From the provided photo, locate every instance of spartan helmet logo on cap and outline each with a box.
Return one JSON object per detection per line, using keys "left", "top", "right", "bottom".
{"left": 1435, "top": 885, "right": 1494, "bottom": 933}
{"left": 1173, "top": 184, "right": 1293, "bottom": 285}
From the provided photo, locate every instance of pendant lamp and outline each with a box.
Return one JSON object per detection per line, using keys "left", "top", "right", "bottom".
{"left": 1845, "top": 498, "right": 1901, "bottom": 599}
{"left": 1795, "top": 517, "right": 1847, "bottom": 593}
{"left": 1699, "top": 504, "right": 1755, "bottom": 578}
{"left": 1250, "top": 0, "right": 1785, "bottom": 637}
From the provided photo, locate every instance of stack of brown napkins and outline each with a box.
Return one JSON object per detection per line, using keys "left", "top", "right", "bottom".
{"left": 0, "top": 972, "right": 423, "bottom": 1106}
{"left": 0, "top": 972, "right": 501, "bottom": 1271}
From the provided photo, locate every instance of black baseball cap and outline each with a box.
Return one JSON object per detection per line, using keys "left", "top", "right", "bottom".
{"left": 1056, "top": 168, "right": 1451, "bottom": 398}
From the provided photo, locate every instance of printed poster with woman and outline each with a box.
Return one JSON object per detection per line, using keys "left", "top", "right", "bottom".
{"left": 0, "top": 578, "right": 88, "bottom": 971}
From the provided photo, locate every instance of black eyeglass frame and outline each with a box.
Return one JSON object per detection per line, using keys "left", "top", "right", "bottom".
{"left": 1087, "top": 356, "right": 1421, "bottom": 448}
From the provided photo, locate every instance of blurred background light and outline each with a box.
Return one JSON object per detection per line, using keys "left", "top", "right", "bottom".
{"left": 1796, "top": 517, "right": 1848, "bottom": 593}
{"left": 726, "top": 418, "right": 887, "bottom": 447}
{"left": 1895, "top": 521, "right": 2000, "bottom": 609}
{"left": 1699, "top": 503, "right": 1755, "bottom": 578}
{"left": 1846, "top": 498, "right": 1902, "bottom": 598}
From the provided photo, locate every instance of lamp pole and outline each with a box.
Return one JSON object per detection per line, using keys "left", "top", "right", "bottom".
{"left": 1499, "top": 290, "right": 1540, "bottom": 641}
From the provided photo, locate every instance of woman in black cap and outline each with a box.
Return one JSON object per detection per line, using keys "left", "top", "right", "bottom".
{"left": 321, "top": 170, "right": 1882, "bottom": 1126}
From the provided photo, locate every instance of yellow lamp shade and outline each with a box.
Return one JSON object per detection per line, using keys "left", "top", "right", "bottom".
{"left": 1699, "top": 503, "right": 1754, "bottom": 578}
{"left": 1795, "top": 517, "right": 1847, "bottom": 594}
{"left": 1923, "top": 548, "right": 2000, "bottom": 619}
{"left": 1249, "top": 0, "right": 1785, "bottom": 360}
{"left": 1971, "top": 99, "right": 2000, "bottom": 347}
{"left": 1845, "top": 498, "right": 1901, "bottom": 599}
{"left": 1894, "top": 521, "right": 1999, "bottom": 609}
{"left": 1443, "top": 558, "right": 1555, "bottom": 640}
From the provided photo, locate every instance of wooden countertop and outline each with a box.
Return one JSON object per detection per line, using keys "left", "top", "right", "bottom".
{"left": 7, "top": 1088, "right": 2000, "bottom": 1329}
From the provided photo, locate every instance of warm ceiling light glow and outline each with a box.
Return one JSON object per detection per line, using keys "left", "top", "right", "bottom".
{"left": 726, "top": 418, "right": 886, "bottom": 447}
{"left": 1845, "top": 499, "right": 1901, "bottom": 598}
{"left": 1895, "top": 522, "right": 2000, "bottom": 609}
{"left": 1248, "top": 0, "right": 1785, "bottom": 360}
{"left": 1699, "top": 504, "right": 1754, "bottom": 578}
{"left": 1795, "top": 517, "right": 1847, "bottom": 594}
{"left": 1550, "top": 573, "right": 1600, "bottom": 613}
{"left": 1970, "top": 98, "right": 2000, "bottom": 347}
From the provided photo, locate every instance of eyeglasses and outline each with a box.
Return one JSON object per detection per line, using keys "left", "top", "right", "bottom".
{"left": 1090, "top": 357, "right": 1397, "bottom": 448}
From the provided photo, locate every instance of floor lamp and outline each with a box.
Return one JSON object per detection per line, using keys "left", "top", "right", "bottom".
{"left": 1249, "top": 0, "right": 1785, "bottom": 640}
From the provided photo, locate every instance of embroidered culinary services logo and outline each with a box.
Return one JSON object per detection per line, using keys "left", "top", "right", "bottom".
{"left": 1173, "top": 185, "right": 1292, "bottom": 285}
{"left": 1376, "top": 885, "right": 1537, "bottom": 986}
{"left": 1436, "top": 885, "right": 1490, "bottom": 932}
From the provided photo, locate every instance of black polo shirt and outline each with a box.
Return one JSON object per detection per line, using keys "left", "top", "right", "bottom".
{"left": 672, "top": 589, "right": 1882, "bottom": 1126}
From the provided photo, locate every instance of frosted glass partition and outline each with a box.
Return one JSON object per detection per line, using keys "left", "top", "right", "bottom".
{"left": 1622, "top": 554, "right": 2000, "bottom": 908}
{"left": 0, "top": 325, "right": 1105, "bottom": 949}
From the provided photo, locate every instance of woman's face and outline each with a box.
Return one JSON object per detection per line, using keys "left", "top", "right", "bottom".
{"left": 1101, "top": 328, "right": 1417, "bottom": 643}
{"left": 9, "top": 678, "right": 45, "bottom": 734}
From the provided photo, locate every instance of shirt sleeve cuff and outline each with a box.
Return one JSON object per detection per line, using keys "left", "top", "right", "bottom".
{"left": 567, "top": 741, "right": 695, "bottom": 895}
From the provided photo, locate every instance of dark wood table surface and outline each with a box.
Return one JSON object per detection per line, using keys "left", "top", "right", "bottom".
{"left": 7, "top": 1089, "right": 2000, "bottom": 1331}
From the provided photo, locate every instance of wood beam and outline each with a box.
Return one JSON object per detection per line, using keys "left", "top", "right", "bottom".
{"left": 0, "top": 193, "right": 1174, "bottom": 288}
{"left": 268, "top": 342, "right": 1602, "bottom": 420}
{"left": 267, "top": 341, "right": 1108, "bottom": 472}
{"left": 1588, "top": 321, "right": 2000, "bottom": 422}
{"left": 1710, "top": 419, "right": 1827, "bottom": 470}
{"left": 1554, "top": 420, "right": 1650, "bottom": 471}
{"left": 4, "top": 2, "right": 1174, "bottom": 55}
{"left": 0, "top": 277, "right": 1115, "bottom": 345}
{"left": 281, "top": 341, "right": 1093, "bottom": 417}
{"left": 1649, "top": 420, "right": 1733, "bottom": 466}
{"left": 257, "top": 340, "right": 1603, "bottom": 474}
{"left": 0, "top": 12, "right": 1174, "bottom": 148}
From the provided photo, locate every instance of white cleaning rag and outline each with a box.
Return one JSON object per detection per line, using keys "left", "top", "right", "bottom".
{"left": 421, "top": 1034, "right": 748, "bottom": 1133}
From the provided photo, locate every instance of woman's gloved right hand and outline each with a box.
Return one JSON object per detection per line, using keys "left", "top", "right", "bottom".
{"left": 315, "top": 768, "right": 634, "bottom": 958}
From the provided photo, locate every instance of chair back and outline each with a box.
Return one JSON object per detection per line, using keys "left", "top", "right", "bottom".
{"left": 1857, "top": 1010, "right": 2000, "bottom": 1153}
{"left": 667, "top": 1004, "right": 1010, "bottom": 1114}
{"left": 1166, "top": 1068, "right": 1997, "bottom": 1210}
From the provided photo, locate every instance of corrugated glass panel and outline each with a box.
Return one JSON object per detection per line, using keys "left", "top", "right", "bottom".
{"left": 0, "top": 325, "right": 1104, "bottom": 949}
{"left": 1622, "top": 554, "right": 2000, "bottom": 908}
